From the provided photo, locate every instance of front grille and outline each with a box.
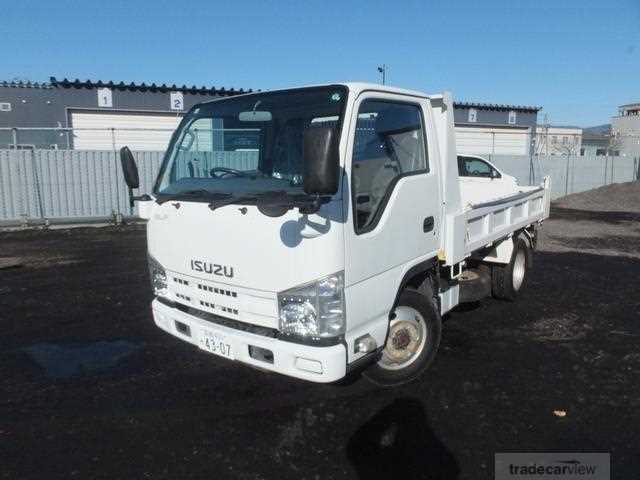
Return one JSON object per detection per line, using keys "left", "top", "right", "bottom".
{"left": 157, "top": 297, "right": 278, "bottom": 338}
{"left": 196, "top": 283, "right": 238, "bottom": 298}
{"left": 171, "top": 276, "right": 240, "bottom": 318}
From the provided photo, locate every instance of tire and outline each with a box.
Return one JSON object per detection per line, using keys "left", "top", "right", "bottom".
{"left": 491, "top": 235, "right": 532, "bottom": 301}
{"left": 458, "top": 267, "right": 492, "bottom": 303}
{"left": 363, "top": 288, "right": 442, "bottom": 387}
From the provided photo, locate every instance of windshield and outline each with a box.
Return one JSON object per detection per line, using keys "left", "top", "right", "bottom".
{"left": 155, "top": 86, "right": 347, "bottom": 199}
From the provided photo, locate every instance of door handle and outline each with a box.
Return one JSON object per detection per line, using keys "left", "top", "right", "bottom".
{"left": 423, "top": 216, "right": 434, "bottom": 233}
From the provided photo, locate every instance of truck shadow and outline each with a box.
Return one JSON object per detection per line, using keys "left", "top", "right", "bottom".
{"left": 346, "top": 398, "right": 460, "bottom": 479}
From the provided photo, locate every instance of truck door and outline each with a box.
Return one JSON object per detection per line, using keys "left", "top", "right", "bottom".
{"left": 344, "top": 93, "right": 442, "bottom": 354}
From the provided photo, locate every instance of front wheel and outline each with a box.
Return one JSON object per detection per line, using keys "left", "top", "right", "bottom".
{"left": 363, "top": 289, "right": 442, "bottom": 387}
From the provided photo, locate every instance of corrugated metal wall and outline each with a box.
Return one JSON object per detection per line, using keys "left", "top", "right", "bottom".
{"left": 487, "top": 154, "right": 639, "bottom": 199}
{"left": 0, "top": 150, "right": 161, "bottom": 224}
{"left": 0, "top": 150, "right": 638, "bottom": 225}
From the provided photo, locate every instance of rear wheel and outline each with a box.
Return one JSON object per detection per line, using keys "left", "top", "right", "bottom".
{"left": 363, "top": 289, "right": 441, "bottom": 387}
{"left": 491, "top": 235, "right": 532, "bottom": 301}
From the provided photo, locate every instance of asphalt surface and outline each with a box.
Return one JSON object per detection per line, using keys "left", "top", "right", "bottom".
{"left": 1, "top": 197, "right": 640, "bottom": 479}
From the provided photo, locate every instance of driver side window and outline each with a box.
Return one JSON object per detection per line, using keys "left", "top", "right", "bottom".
{"left": 352, "top": 99, "right": 428, "bottom": 233}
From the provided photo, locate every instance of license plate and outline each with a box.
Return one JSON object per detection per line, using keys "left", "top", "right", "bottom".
{"left": 200, "top": 329, "right": 234, "bottom": 360}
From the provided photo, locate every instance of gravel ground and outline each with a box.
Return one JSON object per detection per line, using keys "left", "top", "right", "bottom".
{"left": 541, "top": 182, "right": 640, "bottom": 258}
{"left": 1, "top": 184, "right": 639, "bottom": 479}
{"left": 554, "top": 181, "right": 640, "bottom": 212}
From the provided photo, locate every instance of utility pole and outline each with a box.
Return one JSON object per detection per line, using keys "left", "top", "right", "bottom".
{"left": 543, "top": 113, "right": 549, "bottom": 156}
{"left": 377, "top": 64, "right": 387, "bottom": 85}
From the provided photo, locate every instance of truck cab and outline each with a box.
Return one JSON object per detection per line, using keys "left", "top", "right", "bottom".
{"left": 121, "top": 83, "right": 549, "bottom": 386}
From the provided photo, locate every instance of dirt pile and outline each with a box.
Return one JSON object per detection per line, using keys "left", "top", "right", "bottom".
{"left": 553, "top": 181, "right": 640, "bottom": 213}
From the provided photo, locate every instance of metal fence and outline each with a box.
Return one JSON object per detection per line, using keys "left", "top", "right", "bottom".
{"left": 486, "top": 154, "right": 640, "bottom": 199}
{"left": 0, "top": 149, "right": 638, "bottom": 226}
{"left": 0, "top": 149, "right": 161, "bottom": 225}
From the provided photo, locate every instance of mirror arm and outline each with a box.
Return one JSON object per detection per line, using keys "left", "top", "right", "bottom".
{"left": 127, "top": 186, "right": 151, "bottom": 208}
{"left": 298, "top": 194, "right": 331, "bottom": 215}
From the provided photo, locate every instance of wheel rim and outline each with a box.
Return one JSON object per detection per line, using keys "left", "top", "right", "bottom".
{"left": 378, "top": 306, "right": 427, "bottom": 371}
{"left": 512, "top": 249, "right": 526, "bottom": 291}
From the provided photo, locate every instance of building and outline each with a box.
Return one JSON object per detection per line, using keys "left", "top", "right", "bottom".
{"left": 1, "top": 77, "right": 540, "bottom": 155}
{"left": 580, "top": 125, "right": 611, "bottom": 156}
{"left": 534, "top": 125, "right": 582, "bottom": 156}
{"left": 581, "top": 133, "right": 610, "bottom": 156}
{"left": 0, "top": 77, "right": 251, "bottom": 150}
{"left": 453, "top": 101, "right": 541, "bottom": 156}
{"left": 611, "top": 103, "right": 640, "bottom": 158}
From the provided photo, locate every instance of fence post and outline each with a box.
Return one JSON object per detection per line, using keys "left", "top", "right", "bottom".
{"left": 529, "top": 151, "right": 535, "bottom": 185}
{"left": 30, "top": 149, "right": 45, "bottom": 222}
{"left": 570, "top": 155, "right": 575, "bottom": 194}
{"left": 11, "top": 128, "right": 17, "bottom": 149}
{"left": 111, "top": 128, "right": 122, "bottom": 224}
{"left": 564, "top": 155, "right": 570, "bottom": 196}
{"left": 610, "top": 156, "right": 615, "bottom": 184}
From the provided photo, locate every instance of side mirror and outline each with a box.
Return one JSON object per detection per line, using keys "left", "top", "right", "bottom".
{"left": 120, "top": 146, "right": 150, "bottom": 208}
{"left": 120, "top": 146, "right": 139, "bottom": 189}
{"left": 303, "top": 126, "right": 339, "bottom": 196}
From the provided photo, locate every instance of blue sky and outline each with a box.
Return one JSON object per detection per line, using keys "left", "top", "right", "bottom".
{"left": 2, "top": 0, "right": 639, "bottom": 126}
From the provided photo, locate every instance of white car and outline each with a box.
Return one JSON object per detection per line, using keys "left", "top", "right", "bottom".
{"left": 457, "top": 155, "right": 520, "bottom": 207}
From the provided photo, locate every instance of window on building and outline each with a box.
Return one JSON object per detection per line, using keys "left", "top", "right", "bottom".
{"left": 580, "top": 148, "right": 585, "bottom": 156}
{"left": 352, "top": 99, "right": 428, "bottom": 232}
{"left": 551, "top": 136, "right": 557, "bottom": 144}
{"left": 508, "top": 110, "right": 517, "bottom": 125}
{"left": 562, "top": 136, "right": 568, "bottom": 145}
{"left": 468, "top": 108, "right": 477, "bottom": 123}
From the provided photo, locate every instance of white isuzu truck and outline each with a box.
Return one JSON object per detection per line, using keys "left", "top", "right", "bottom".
{"left": 120, "top": 83, "right": 550, "bottom": 386}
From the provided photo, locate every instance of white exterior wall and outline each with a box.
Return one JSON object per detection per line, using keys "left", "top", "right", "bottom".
{"left": 535, "top": 126, "right": 582, "bottom": 156}
{"left": 611, "top": 113, "right": 640, "bottom": 158}
{"left": 455, "top": 126, "right": 530, "bottom": 155}
{"left": 70, "top": 110, "right": 183, "bottom": 150}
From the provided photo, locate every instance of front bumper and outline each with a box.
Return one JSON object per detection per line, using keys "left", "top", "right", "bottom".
{"left": 151, "top": 299, "right": 347, "bottom": 383}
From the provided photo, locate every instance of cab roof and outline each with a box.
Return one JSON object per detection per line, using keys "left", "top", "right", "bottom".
{"left": 197, "top": 82, "right": 440, "bottom": 106}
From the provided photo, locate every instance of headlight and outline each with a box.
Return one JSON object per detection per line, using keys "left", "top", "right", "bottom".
{"left": 148, "top": 254, "right": 168, "bottom": 298}
{"left": 278, "top": 272, "right": 345, "bottom": 339}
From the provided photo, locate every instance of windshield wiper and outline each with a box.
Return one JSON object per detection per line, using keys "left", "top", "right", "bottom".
{"left": 208, "top": 193, "right": 260, "bottom": 211}
{"left": 156, "top": 190, "right": 228, "bottom": 205}
{"left": 207, "top": 191, "right": 313, "bottom": 214}
{"left": 255, "top": 191, "right": 332, "bottom": 216}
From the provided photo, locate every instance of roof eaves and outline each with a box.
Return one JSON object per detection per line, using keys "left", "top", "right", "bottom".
{"left": 1, "top": 80, "right": 53, "bottom": 89}
{"left": 454, "top": 101, "right": 542, "bottom": 112}
{"left": 49, "top": 76, "right": 252, "bottom": 96}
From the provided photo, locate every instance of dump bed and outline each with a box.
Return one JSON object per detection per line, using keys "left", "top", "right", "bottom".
{"left": 443, "top": 177, "right": 551, "bottom": 265}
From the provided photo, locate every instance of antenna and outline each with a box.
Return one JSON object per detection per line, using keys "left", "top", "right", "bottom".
{"left": 377, "top": 64, "right": 387, "bottom": 85}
